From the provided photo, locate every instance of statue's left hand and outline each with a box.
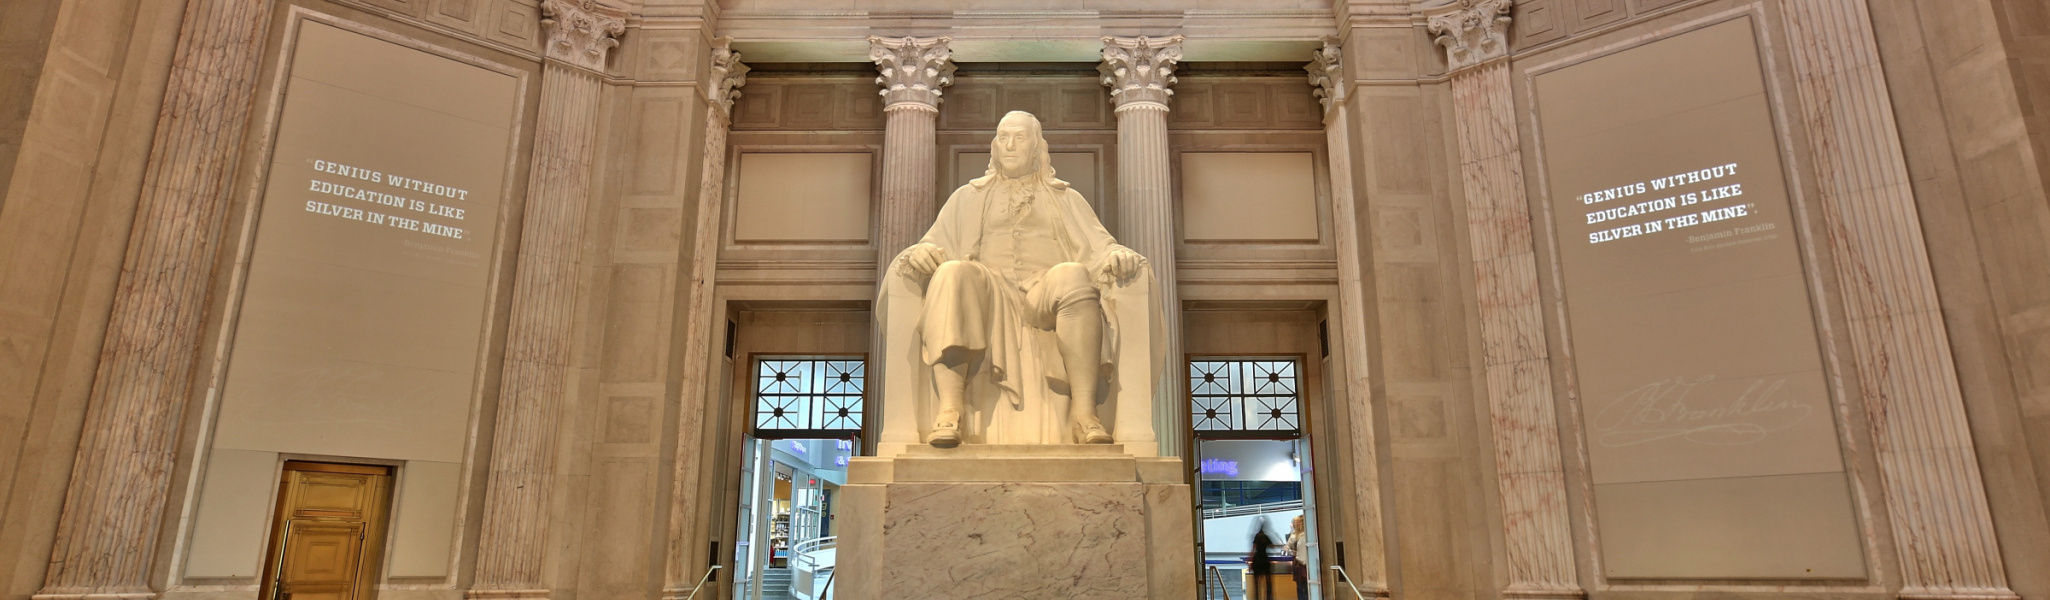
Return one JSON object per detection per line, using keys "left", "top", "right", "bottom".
{"left": 1101, "top": 246, "right": 1147, "bottom": 282}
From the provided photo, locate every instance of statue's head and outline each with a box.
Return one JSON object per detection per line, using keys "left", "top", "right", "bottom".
{"left": 988, "top": 111, "right": 1057, "bottom": 182}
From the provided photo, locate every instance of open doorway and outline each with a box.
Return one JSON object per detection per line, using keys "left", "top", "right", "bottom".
{"left": 1191, "top": 358, "right": 1320, "bottom": 600}
{"left": 731, "top": 357, "right": 864, "bottom": 600}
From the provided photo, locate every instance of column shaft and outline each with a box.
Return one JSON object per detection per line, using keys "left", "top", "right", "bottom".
{"left": 470, "top": 60, "right": 605, "bottom": 599}
{"left": 876, "top": 104, "right": 940, "bottom": 270}
{"left": 1782, "top": 2, "right": 2014, "bottom": 597}
{"left": 37, "top": 1, "right": 273, "bottom": 597}
{"left": 1113, "top": 102, "right": 1183, "bottom": 452}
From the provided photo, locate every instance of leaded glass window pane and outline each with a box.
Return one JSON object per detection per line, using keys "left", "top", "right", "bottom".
{"left": 1190, "top": 359, "right": 1300, "bottom": 433}
{"left": 754, "top": 357, "right": 865, "bottom": 434}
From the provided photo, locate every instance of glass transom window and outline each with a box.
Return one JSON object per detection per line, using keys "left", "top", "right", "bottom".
{"left": 1190, "top": 359, "right": 1301, "bottom": 433}
{"left": 753, "top": 357, "right": 865, "bottom": 435}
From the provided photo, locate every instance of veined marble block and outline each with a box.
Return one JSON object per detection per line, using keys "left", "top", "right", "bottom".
{"left": 839, "top": 447, "right": 1195, "bottom": 599}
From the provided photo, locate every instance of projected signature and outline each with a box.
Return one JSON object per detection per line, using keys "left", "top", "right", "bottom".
{"left": 1590, "top": 376, "right": 1811, "bottom": 447}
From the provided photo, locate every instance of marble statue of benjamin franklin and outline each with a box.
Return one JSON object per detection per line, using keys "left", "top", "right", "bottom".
{"left": 889, "top": 111, "right": 1148, "bottom": 446}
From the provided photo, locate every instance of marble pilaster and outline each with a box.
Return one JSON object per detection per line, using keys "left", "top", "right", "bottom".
{"left": 660, "top": 38, "right": 748, "bottom": 600}
{"left": 469, "top": 2, "right": 625, "bottom": 599}
{"left": 868, "top": 35, "right": 954, "bottom": 272}
{"left": 1426, "top": 1, "right": 1582, "bottom": 597}
{"left": 1100, "top": 36, "right": 1185, "bottom": 456}
{"left": 34, "top": 2, "right": 274, "bottom": 599}
{"left": 1308, "top": 39, "right": 1392, "bottom": 596}
{"left": 1781, "top": 2, "right": 2016, "bottom": 598}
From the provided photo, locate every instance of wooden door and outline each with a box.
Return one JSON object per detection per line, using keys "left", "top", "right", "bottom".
{"left": 261, "top": 462, "right": 392, "bottom": 600}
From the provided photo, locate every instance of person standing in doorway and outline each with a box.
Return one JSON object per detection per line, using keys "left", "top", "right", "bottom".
{"left": 1287, "top": 515, "right": 1310, "bottom": 600}
{"left": 1250, "top": 516, "right": 1277, "bottom": 600}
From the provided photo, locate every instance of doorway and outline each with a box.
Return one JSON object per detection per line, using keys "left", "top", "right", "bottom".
{"left": 1186, "top": 305, "right": 1335, "bottom": 600}
{"left": 731, "top": 356, "right": 865, "bottom": 600}
{"left": 258, "top": 461, "right": 394, "bottom": 600}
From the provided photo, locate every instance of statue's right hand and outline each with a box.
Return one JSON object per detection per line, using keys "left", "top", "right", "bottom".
{"left": 895, "top": 243, "right": 946, "bottom": 278}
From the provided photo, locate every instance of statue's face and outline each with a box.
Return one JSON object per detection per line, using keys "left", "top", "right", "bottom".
{"left": 993, "top": 119, "right": 1038, "bottom": 178}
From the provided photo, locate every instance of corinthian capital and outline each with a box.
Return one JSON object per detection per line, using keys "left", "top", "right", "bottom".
{"left": 1423, "top": 0, "right": 1513, "bottom": 72}
{"left": 706, "top": 38, "right": 750, "bottom": 117}
{"left": 868, "top": 36, "right": 956, "bottom": 110}
{"left": 1099, "top": 35, "right": 1184, "bottom": 108}
{"left": 541, "top": 0, "right": 628, "bottom": 72}
{"left": 1306, "top": 37, "right": 1344, "bottom": 110}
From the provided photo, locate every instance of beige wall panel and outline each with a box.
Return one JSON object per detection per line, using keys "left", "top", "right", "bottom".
{"left": 1531, "top": 18, "right": 1860, "bottom": 577}
{"left": 1180, "top": 152, "right": 1319, "bottom": 242}
{"left": 182, "top": 449, "right": 278, "bottom": 578}
{"left": 387, "top": 460, "right": 460, "bottom": 577}
{"left": 732, "top": 152, "right": 872, "bottom": 243}
{"left": 1594, "top": 473, "right": 1865, "bottom": 578}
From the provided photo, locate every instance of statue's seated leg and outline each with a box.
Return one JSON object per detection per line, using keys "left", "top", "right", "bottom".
{"left": 1035, "top": 262, "right": 1113, "bottom": 444}
{"left": 923, "top": 261, "right": 990, "bottom": 447}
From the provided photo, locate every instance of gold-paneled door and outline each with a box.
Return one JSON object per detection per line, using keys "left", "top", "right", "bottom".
{"left": 258, "top": 462, "right": 393, "bottom": 600}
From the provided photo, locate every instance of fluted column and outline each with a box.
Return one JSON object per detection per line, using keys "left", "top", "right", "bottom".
{"left": 34, "top": 2, "right": 273, "bottom": 599}
{"left": 469, "top": 2, "right": 624, "bottom": 599}
{"left": 869, "top": 36, "right": 954, "bottom": 270}
{"left": 1307, "top": 40, "right": 1391, "bottom": 596}
{"left": 1426, "top": 1, "right": 1581, "bottom": 597}
{"left": 1781, "top": 3, "right": 2014, "bottom": 598}
{"left": 1100, "top": 36, "right": 1185, "bottom": 455}
{"left": 661, "top": 38, "right": 748, "bottom": 600}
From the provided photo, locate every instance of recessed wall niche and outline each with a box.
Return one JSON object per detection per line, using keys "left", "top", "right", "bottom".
{"left": 1179, "top": 152, "right": 1320, "bottom": 243}
{"left": 732, "top": 152, "right": 874, "bottom": 244}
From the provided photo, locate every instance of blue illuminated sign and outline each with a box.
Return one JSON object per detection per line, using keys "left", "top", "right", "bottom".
{"left": 1199, "top": 458, "right": 1239, "bottom": 477}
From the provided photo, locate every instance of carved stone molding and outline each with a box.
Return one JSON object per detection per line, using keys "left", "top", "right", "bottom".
{"left": 868, "top": 36, "right": 955, "bottom": 110}
{"left": 1781, "top": 2, "right": 2016, "bottom": 598}
{"left": 1100, "top": 35, "right": 1184, "bottom": 109}
{"left": 1306, "top": 37, "right": 1344, "bottom": 112}
{"left": 540, "top": 0, "right": 627, "bottom": 72}
{"left": 1424, "top": 0, "right": 1513, "bottom": 72}
{"left": 705, "top": 37, "right": 750, "bottom": 118}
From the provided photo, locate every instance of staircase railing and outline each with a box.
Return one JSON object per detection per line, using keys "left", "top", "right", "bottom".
{"left": 1329, "top": 565, "right": 1372, "bottom": 600}
{"left": 681, "top": 565, "right": 721, "bottom": 600}
{"left": 1203, "top": 565, "right": 1228, "bottom": 600}
{"left": 1201, "top": 499, "right": 1305, "bottom": 519}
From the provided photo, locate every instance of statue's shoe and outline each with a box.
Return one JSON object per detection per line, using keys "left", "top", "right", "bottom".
{"left": 1075, "top": 420, "right": 1114, "bottom": 444}
{"left": 928, "top": 410, "right": 963, "bottom": 447}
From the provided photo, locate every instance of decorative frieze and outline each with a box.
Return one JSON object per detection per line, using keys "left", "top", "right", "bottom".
{"left": 35, "top": 2, "right": 275, "bottom": 598}
{"left": 470, "top": 6, "right": 625, "bottom": 599}
{"left": 1100, "top": 35, "right": 1184, "bottom": 110}
{"left": 868, "top": 35, "right": 956, "bottom": 110}
{"left": 1781, "top": 2, "right": 2017, "bottom": 598}
{"left": 1424, "top": 0, "right": 1513, "bottom": 72}
{"left": 539, "top": 0, "right": 627, "bottom": 73}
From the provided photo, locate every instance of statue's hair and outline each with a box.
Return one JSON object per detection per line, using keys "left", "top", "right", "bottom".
{"left": 981, "top": 111, "right": 1070, "bottom": 190}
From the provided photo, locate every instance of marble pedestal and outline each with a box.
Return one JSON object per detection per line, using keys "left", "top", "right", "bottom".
{"left": 838, "top": 445, "right": 1196, "bottom": 599}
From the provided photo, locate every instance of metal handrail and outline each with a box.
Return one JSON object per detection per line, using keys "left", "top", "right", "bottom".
{"left": 1203, "top": 565, "right": 1227, "bottom": 600}
{"left": 1201, "top": 499, "right": 1306, "bottom": 519}
{"left": 1328, "top": 565, "right": 1372, "bottom": 600}
{"left": 681, "top": 565, "right": 722, "bottom": 600}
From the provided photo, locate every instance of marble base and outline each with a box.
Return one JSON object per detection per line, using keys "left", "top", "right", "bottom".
{"left": 838, "top": 447, "right": 1195, "bottom": 599}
